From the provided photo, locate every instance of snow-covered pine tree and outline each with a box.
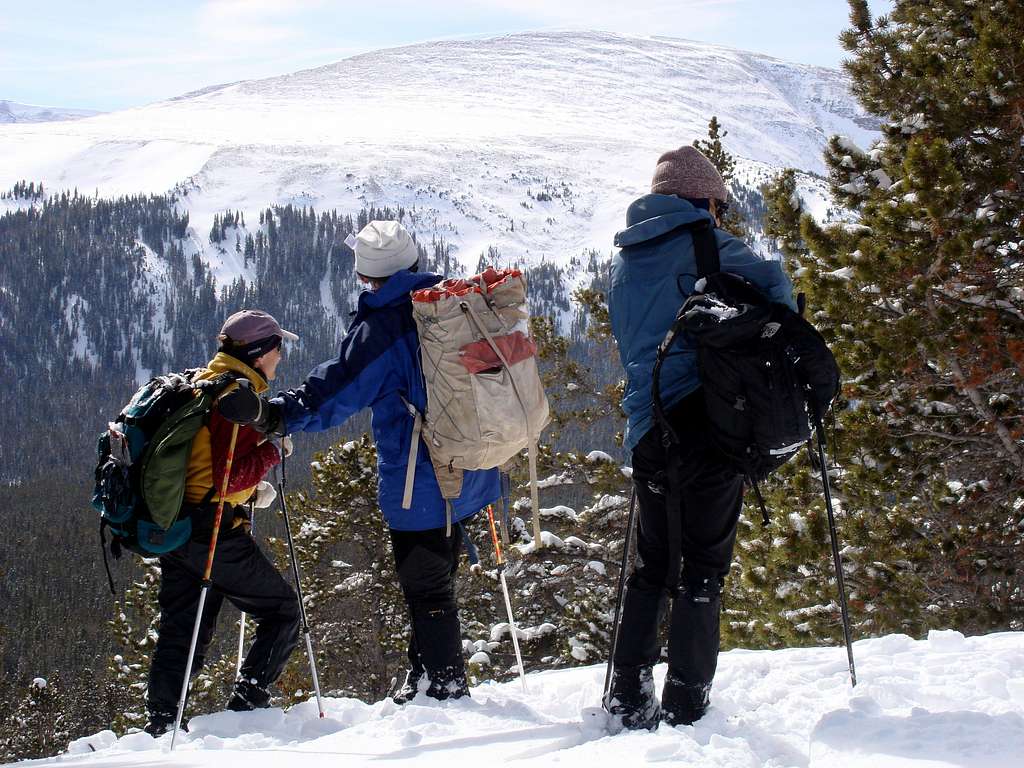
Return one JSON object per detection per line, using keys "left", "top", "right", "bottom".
{"left": 759, "top": 0, "right": 1024, "bottom": 635}
{"left": 270, "top": 436, "right": 408, "bottom": 702}
{"left": 108, "top": 557, "right": 242, "bottom": 729}
{"left": 0, "top": 677, "right": 71, "bottom": 761}
{"left": 107, "top": 560, "right": 161, "bottom": 730}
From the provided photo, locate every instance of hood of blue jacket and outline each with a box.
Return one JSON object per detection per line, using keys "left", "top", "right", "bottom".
{"left": 614, "top": 194, "right": 714, "bottom": 249}
{"left": 354, "top": 269, "right": 441, "bottom": 322}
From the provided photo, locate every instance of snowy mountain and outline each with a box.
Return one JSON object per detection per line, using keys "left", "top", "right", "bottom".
{"left": 0, "top": 100, "right": 100, "bottom": 124}
{"left": 0, "top": 31, "right": 874, "bottom": 283}
{"left": 48, "top": 631, "right": 1024, "bottom": 768}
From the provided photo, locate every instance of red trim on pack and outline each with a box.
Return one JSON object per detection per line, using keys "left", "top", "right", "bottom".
{"left": 458, "top": 331, "right": 537, "bottom": 374}
{"left": 412, "top": 267, "right": 523, "bottom": 303}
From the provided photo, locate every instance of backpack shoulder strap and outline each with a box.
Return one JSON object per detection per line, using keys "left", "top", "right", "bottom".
{"left": 690, "top": 220, "right": 720, "bottom": 279}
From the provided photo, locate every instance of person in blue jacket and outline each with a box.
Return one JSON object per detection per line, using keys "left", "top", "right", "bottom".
{"left": 219, "top": 220, "right": 500, "bottom": 703}
{"left": 605, "top": 147, "right": 797, "bottom": 729}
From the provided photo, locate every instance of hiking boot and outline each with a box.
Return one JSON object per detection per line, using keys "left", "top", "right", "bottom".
{"left": 226, "top": 678, "right": 272, "bottom": 711}
{"left": 604, "top": 665, "right": 660, "bottom": 730}
{"left": 144, "top": 709, "right": 184, "bottom": 737}
{"left": 661, "top": 673, "right": 710, "bottom": 726}
{"left": 425, "top": 666, "right": 470, "bottom": 701}
{"left": 392, "top": 668, "right": 425, "bottom": 705}
{"left": 410, "top": 606, "right": 470, "bottom": 702}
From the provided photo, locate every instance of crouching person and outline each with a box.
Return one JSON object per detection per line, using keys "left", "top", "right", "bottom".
{"left": 605, "top": 147, "right": 797, "bottom": 729}
{"left": 219, "top": 221, "right": 500, "bottom": 703}
{"left": 145, "top": 310, "right": 301, "bottom": 736}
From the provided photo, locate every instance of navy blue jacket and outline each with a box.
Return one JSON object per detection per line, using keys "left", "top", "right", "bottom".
{"left": 273, "top": 270, "right": 500, "bottom": 531}
{"left": 610, "top": 195, "right": 797, "bottom": 452}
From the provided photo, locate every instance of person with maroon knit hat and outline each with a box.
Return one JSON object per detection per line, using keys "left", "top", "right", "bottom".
{"left": 144, "top": 310, "right": 301, "bottom": 736}
{"left": 605, "top": 147, "right": 796, "bottom": 729}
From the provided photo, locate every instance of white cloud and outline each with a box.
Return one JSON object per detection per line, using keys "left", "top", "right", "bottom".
{"left": 456, "top": 0, "right": 739, "bottom": 33}
{"left": 195, "top": 0, "right": 327, "bottom": 43}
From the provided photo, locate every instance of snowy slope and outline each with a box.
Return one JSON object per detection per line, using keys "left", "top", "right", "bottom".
{"left": 0, "top": 31, "right": 874, "bottom": 280}
{"left": 0, "top": 100, "right": 100, "bottom": 124}
{"left": 37, "top": 631, "right": 1024, "bottom": 768}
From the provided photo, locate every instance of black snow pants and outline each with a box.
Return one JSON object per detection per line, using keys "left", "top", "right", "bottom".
{"left": 389, "top": 524, "right": 468, "bottom": 697}
{"left": 613, "top": 390, "right": 744, "bottom": 689}
{"left": 146, "top": 521, "right": 300, "bottom": 715}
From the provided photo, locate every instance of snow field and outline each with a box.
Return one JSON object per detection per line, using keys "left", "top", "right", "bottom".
{"left": 0, "top": 31, "right": 876, "bottom": 286}
{"left": 44, "top": 630, "right": 1024, "bottom": 768}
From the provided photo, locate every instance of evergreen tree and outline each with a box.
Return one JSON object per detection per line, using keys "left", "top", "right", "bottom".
{"left": 0, "top": 677, "right": 72, "bottom": 761}
{"left": 694, "top": 116, "right": 745, "bottom": 237}
{"left": 761, "top": 0, "right": 1024, "bottom": 634}
{"left": 693, "top": 115, "right": 736, "bottom": 184}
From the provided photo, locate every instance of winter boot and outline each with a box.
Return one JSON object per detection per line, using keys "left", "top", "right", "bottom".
{"left": 425, "top": 665, "right": 470, "bottom": 701}
{"left": 661, "top": 672, "right": 710, "bottom": 726}
{"left": 412, "top": 606, "right": 470, "bottom": 701}
{"left": 605, "top": 665, "right": 660, "bottom": 730}
{"left": 226, "top": 677, "right": 272, "bottom": 712}
{"left": 144, "top": 708, "right": 184, "bottom": 737}
{"left": 392, "top": 666, "right": 426, "bottom": 705}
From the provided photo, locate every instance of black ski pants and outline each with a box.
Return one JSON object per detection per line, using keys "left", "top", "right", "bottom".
{"left": 146, "top": 524, "right": 300, "bottom": 715}
{"left": 389, "top": 524, "right": 466, "bottom": 690}
{"left": 613, "top": 390, "right": 744, "bottom": 689}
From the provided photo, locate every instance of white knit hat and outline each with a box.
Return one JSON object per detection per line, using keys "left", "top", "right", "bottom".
{"left": 352, "top": 220, "right": 419, "bottom": 279}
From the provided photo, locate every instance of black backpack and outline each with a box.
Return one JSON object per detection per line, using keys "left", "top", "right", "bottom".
{"left": 652, "top": 220, "right": 840, "bottom": 526}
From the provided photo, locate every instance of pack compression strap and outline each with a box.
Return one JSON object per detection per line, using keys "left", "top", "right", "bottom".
{"left": 99, "top": 521, "right": 117, "bottom": 596}
{"left": 399, "top": 396, "right": 422, "bottom": 510}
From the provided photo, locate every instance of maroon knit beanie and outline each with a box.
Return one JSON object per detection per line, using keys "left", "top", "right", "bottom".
{"left": 650, "top": 146, "right": 728, "bottom": 201}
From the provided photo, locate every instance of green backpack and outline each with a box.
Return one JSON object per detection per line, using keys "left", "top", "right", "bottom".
{"left": 91, "top": 370, "right": 236, "bottom": 579}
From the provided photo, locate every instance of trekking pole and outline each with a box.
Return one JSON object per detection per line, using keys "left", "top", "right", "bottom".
{"left": 485, "top": 504, "right": 527, "bottom": 692}
{"left": 498, "top": 471, "right": 512, "bottom": 548}
{"left": 602, "top": 487, "right": 637, "bottom": 708}
{"left": 811, "top": 410, "right": 857, "bottom": 687}
{"left": 236, "top": 503, "right": 255, "bottom": 676}
{"left": 171, "top": 422, "right": 239, "bottom": 751}
{"left": 277, "top": 447, "right": 326, "bottom": 718}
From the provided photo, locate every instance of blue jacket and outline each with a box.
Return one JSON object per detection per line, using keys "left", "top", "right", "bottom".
{"left": 609, "top": 194, "right": 797, "bottom": 452}
{"left": 272, "top": 270, "right": 500, "bottom": 531}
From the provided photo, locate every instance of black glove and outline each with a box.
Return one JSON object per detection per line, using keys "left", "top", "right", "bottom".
{"left": 217, "top": 382, "right": 285, "bottom": 436}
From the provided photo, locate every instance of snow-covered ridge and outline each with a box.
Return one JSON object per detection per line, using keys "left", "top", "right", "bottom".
{"left": 0, "top": 100, "right": 100, "bottom": 124}
{"left": 0, "top": 31, "right": 874, "bottom": 280}
{"left": 45, "top": 631, "right": 1024, "bottom": 768}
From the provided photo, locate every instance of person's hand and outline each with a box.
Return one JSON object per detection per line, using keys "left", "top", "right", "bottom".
{"left": 217, "top": 381, "right": 263, "bottom": 424}
{"left": 252, "top": 480, "right": 277, "bottom": 509}
{"left": 218, "top": 381, "right": 284, "bottom": 435}
{"left": 280, "top": 436, "right": 294, "bottom": 458}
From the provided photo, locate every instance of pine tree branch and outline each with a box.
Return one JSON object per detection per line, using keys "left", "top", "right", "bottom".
{"left": 944, "top": 353, "right": 1024, "bottom": 471}
{"left": 891, "top": 429, "right": 994, "bottom": 446}
{"left": 931, "top": 288, "right": 1024, "bottom": 323}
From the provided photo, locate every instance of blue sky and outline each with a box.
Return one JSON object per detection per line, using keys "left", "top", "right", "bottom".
{"left": 1, "top": 1, "right": 894, "bottom": 112}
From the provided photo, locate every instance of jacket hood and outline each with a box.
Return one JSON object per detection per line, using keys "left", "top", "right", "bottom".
{"left": 613, "top": 194, "right": 714, "bottom": 249}
{"left": 201, "top": 352, "right": 269, "bottom": 394}
{"left": 355, "top": 269, "right": 442, "bottom": 319}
